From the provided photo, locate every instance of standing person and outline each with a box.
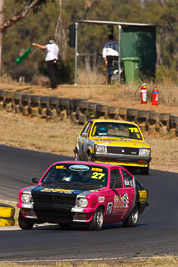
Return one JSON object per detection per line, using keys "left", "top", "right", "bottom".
{"left": 32, "top": 37, "right": 59, "bottom": 89}
{"left": 102, "top": 34, "right": 119, "bottom": 84}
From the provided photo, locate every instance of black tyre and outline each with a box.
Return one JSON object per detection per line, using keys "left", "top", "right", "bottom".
{"left": 79, "top": 101, "right": 89, "bottom": 110}
{"left": 87, "top": 153, "right": 92, "bottom": 161}
{"left": 74, "top": 150, "right": 80, "bottom": 161}
{"left": 119, "top": 107, "right": 127, "bottom": 116}
{"left": 41, "top": 96, "right": 49, "bottom": 105}
{"left": 31, "top": 95, "right": 41, "bottom": 104}
{"left": 96, "top": 104, "right": 108, "bottom": 114}
{"left": 127, "top": 108, "right": 138, "bottom": 118}
{"left": 89, "top": 102, "right": 97, "bottom": 110}
{"left": 89, "top": 207, "right": 104, "bottom": 231}
{"left": 14, "top": 92, "right": 22, "bottom": 101}
{"left": 159, "top": 113, "right": 170, "bottom": 122}
{"left": 22, "top": 94, "right": 31, "bottom": 102}
{"left": 18, "top": 210, "right": 34, "bottom": 230}
{"left": 149, "top": 111, "right": 159, "bottom": 121}
{"left": 123, "top": 206, "right": 138, "bottom": 227}
{"left": 140, "top": 165, "right": 149, "bottom": 175}
{"left": 108, "top": 106, "right": 119, "bottom": 115}
{"left": 49, "top": 96, "right": 60, "bottom": 106}
{"left": 137, "top": 110, "right": 149, "bottom": 119}
{"left": 59, "top": 224, "right": 70, "bottom": 229}
{"left": 5, "top": 91, "right": 14, "bottom": 100}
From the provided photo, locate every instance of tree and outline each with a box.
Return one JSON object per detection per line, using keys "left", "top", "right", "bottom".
{"left": 0, "top": 0, "right": 52, "bottom": 76}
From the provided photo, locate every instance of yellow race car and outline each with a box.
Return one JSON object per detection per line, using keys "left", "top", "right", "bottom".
{"left": 74, "top": 119, "right": 151, "bottom": 175}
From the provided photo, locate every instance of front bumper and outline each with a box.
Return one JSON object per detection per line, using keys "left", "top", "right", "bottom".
{"left": 91, "top": 153, "right": 151, "bottom": 166}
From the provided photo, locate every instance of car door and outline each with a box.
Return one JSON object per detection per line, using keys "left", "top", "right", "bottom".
{"left": 104, "top": 168, "right": 126, "bottom": 223}
{"left": 119, "top": 168, "right": 136, "bottom": 221}
{"left": 104, "top": 168, "right": 135, "bottom": 223}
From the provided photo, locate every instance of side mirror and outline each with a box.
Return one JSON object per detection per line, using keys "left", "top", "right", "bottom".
{"left": 81, "top": 132, "right": 87, "bottom": 137}
{"left": 32, "top": 177, "right": 39, "bottom": 184}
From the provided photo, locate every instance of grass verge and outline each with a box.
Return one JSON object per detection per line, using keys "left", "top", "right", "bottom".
{"left": 0, "top": 255, "right": 178, "bottom": 266}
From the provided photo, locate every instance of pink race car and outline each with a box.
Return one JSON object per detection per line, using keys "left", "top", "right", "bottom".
{"left": 17, "top": 161, "right": 148, "bottom": 230}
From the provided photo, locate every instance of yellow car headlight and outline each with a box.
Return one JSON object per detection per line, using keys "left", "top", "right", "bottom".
{"left": 139, "top": 148, "right": 151, "bottom": 157}
{"left": 95, "top": 145, "right": 106, "bottom": 153}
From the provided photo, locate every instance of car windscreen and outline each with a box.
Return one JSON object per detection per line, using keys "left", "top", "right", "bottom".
{"left": 91, "top": 122, "right": 143, "bottom": 140}
{"left": 41, "top": 163, "right": 108, "bottom": 187}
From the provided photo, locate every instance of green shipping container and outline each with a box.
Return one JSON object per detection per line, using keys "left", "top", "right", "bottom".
{"left": 120, "top": 26, "right": 157, "bottom": 80}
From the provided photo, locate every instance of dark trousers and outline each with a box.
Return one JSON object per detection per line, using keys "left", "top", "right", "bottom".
{"left": 106, "top": 56, "right": 119, "bottom": 84}
{"left": 47, "top": 60, "right": 58, "bottom": 89}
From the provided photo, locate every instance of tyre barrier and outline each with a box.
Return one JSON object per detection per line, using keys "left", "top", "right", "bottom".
{"left": 0, "top": 204, "right": 15, "bottom": 227}
{"left": 0, "top": 90, "right": 177, "bottom": 137}
{"left": 13, "top": 92, "right": 22, "bottom": 114}
{"left": 22, "top": 94, "right": 31, "bottom": 116}
{"left": 39, "top": 96, "right": 49, "bottom": 118}
{"left": 96, "top": 104, "right": 108, "bottom": 119}
{"left": 0, "top": 90, "right": 5, "bottom": 110}
{"left": 4, "top": 91, "right": 14, "bottom": 112}
{"left": 31, "top": 95, "right": 41, "bottom": 117}
{"left": 108, "top": 106, "right": 119, "bottom": 120}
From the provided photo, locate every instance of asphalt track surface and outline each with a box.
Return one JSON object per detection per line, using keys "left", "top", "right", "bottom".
{"left": 0, "top": 144, "right": 178, "bottom": 261}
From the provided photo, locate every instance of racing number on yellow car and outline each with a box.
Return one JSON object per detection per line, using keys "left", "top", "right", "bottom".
{"left": 91, "top": 172, "right": 105, "bottom": 179}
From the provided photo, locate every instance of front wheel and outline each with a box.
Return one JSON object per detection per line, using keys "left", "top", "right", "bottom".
{"left": 74, "top": 149, "right": 80, "bottom": 161}
{"left": 123, "top": 206, "right": 139, "bottom": 227}
{"left": 140, "top": 165, "right": 149, "bottom": 175}
{"left": 18, "top": 210, "right": 34, "bottom": 230}
{"left": 87, "top": 152, "right": 92, "bottom": 162}
{"left": 89, "top": 207, "right": 104, "bottom": 231}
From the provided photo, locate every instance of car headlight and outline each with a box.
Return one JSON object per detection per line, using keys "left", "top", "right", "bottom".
{"left": 77, "top": 197, "right": 88, "bottom": 208}
{"left": 21, "top": 193, "right": 32, "bottom": 203}
{"left": 95, "top": 145, "right": 106, "bottom": 153}
{"left": 139, "top": 148, "right": 151, "bottom": 157}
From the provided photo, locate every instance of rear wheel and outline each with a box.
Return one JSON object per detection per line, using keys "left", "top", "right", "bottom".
{"left": 89, "top": 207, "right": 104, "bottom": 231}
{"left": 123, "top": 206, "right": 138, "bottom": 227}
{"left": 59, "top": 223, "right": 70, "bottom": 229}
{"left": 18, "top": 210, "right": 34, "bottom": 230}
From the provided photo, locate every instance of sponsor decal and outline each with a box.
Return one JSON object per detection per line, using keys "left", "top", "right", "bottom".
{"left": 69, "top": 165, "right": 89, "bottom": 171}
{"left": 129, "top": 127, "right": 139, "bottom": 133}
{"left": 91, "top": 167, "right": 103, "bottom": 172}
{"left": 112, "top": 193, "right": 129, "bottom": 214}
{"left": 124, "top": 180, "right": 133, "bottom": 187}
{"left": 106, "top": 202, "right": 113, "bottom": 215}
{"left": 138, "top": 190, "right": 147, "bottom": 201}
{"left": 41, "top": 188, "right": 75, "bottom": 194}
{"left": 56, "top": 165, "right": 66, "bottom": 169}
{"left": 98, "top": 196, "right": 105, "bottom": 203}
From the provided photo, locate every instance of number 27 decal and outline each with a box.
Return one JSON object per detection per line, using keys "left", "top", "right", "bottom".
{"left": 91, "top": 172, "right": 105, "bottom": 179}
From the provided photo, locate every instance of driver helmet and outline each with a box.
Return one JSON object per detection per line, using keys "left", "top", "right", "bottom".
{"left": 62, "top": 174, "right": 72, "bottom": 182}
{"left": 97, "top": 126, "right": 108, "bottom": 136}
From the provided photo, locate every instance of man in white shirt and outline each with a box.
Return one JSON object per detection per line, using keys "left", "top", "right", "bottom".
{"left": 102, "top": 34, "right": 119, "bottom": 84}
{"left": 32, "top": 37, "right": 59, "bottom": 89}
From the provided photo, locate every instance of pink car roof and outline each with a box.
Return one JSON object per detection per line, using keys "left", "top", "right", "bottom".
{"left": 48, "top": 161, "right": 120, "bottom": 170}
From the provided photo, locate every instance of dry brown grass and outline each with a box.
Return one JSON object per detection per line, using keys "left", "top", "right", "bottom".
{"left": 0, "top": 256, "right": 178, "bottom": 266}
{"left": 77, "top": 69, "right": 106, "bottom": 85}
{"left": 0, "top": 111, "right": 82, "bottom": 156}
